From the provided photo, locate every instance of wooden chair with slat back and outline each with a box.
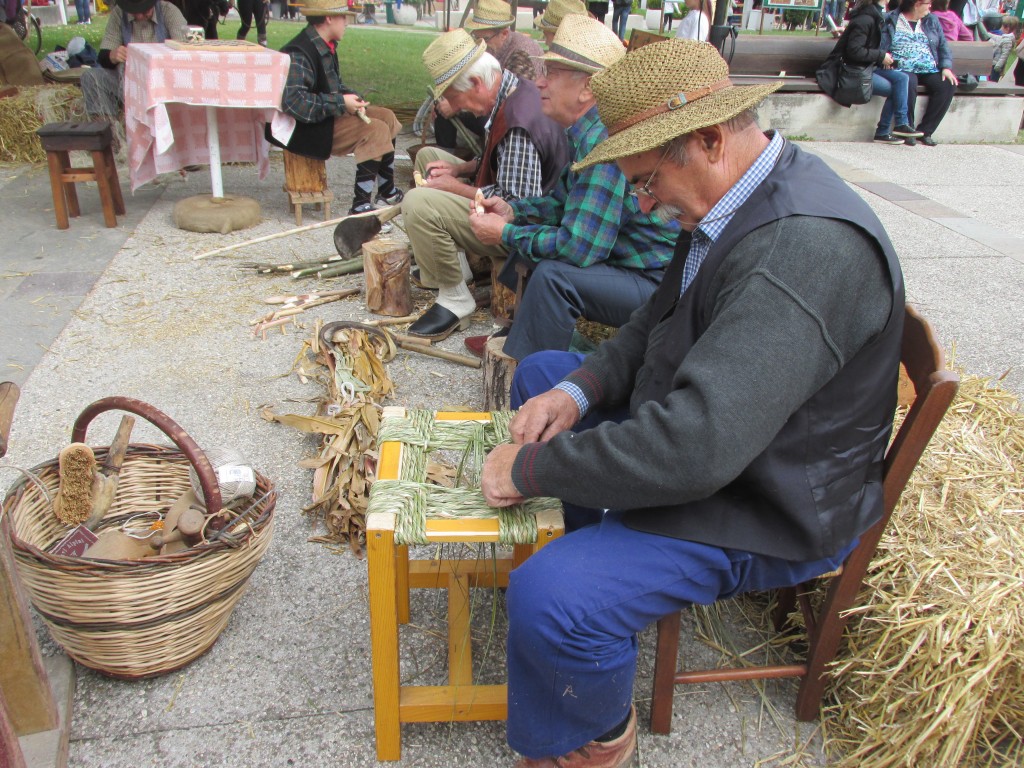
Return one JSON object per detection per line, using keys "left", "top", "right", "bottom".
{"left": 649, "top": 304, "right": 960, "bottom": 732}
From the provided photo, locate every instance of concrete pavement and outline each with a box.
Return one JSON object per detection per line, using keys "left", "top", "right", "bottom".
{"left": 1, "top": 135, "right": 1022, "bottom": 768}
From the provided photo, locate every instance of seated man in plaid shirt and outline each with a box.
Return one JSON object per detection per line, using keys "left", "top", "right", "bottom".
{"left": 403, "top": 29, "right": 569, "bottom": 342}
{"left": 268, "top": 0, "right": 403, "bottom": 215}
{"left": 466, "top": 15, "right": 679, "bottom": 360}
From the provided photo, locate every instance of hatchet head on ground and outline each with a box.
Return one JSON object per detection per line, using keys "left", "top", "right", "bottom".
{"left": 333, "top": 204, "right": 402, "bottom": 260}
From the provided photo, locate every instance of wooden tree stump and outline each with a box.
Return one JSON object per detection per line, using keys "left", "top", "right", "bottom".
{"left": 483, "top": 336, "right": 518, "bottom": 411}
{"left": 490, "top": 270, "right": 516, "bottom": 326}
{"left": 283, "top": 151, "right": 333, "bottom": 226}
{"left": 363, "top": 239, "right": 413, "bottom": 317}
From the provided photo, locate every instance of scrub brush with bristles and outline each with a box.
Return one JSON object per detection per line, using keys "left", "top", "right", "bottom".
{"left": 53, "top": 443, "right": 99, "bottom": 525}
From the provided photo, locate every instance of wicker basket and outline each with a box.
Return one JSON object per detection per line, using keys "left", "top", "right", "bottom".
{"left": 1, "top": 397, "right": 276, "bottom": 680}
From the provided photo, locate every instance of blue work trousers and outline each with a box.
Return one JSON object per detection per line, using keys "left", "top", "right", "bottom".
{"left": 499, "top": 255, "right": 662, "bottom": 362}
{"left": 505, "top": 351, "right": 855, "bottom": 758}
{"left": 873, "top": 68, "right": 912, "bottom": 135}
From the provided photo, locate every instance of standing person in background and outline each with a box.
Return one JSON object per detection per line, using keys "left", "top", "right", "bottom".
{"left": 675, "top": 0, "right": 710, "bottom": 39}
{"left": 76, "top": 0, "right": 92, "bottom": 24}
{"left": 611, "top": 0, "right": 631, "bottom": 40}
{"left": 991, "top": 14, "right": 1020, "bottom": 78}
{"left": 662, "top": 0, "right": 677, "bottom": 30}
{"left": 236, "top": 0, "right": 269, "bottom": 45}
{"left": 930, "top": 0, "right": 973, "bottom": 40}
{"left": 183, "top": 0, "right": 227, "bottom": 38}
{"left": 587, "top": 0, "right": 608, "bottom": 23}
{"left": 466, "top": 0, "right": 544, "bottom": 80}
{"left": 81, "top": 0, "right": 188, "bottom": 117}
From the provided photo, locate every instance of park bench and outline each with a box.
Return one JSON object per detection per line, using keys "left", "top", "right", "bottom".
{"left": 629, "top": 31, "right": 1024, "bottom": 141}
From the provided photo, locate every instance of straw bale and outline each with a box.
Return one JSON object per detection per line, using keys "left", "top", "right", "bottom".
{"left": 0, "top": 84, "right": 85, "bottom": 163}
{"left": 822, "top": 373, "right": 1024, "bottom": 767}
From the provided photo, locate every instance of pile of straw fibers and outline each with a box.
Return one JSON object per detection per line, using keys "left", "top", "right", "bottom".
{"left": 824, "top": 373, "right": 1024, "bottom": 767}
{"left": 0, "top": 85, "right": 83, "bottom": 163}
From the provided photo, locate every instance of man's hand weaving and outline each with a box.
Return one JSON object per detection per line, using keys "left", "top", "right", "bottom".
{"left": 481, "top": 444, "right": 525, "bottom": 507}
{"left": 510, "top": 388, "right": 579, "bottom": 444}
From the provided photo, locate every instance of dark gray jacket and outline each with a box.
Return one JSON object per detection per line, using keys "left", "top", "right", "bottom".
{"left": 511, "top": 140, "right": 905, "bottom": 562}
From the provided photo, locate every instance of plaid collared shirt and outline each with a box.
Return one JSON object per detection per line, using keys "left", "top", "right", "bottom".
{"left": 281, "top": 26, "right": 356, "bottom": 125}
{"left": 480, "top": 70, "right": 544, "bottom": 200}
{"left": 503, "top": 105, "right": 679, "bottom": 270}
{"left": 100, "top": 1, "right": 187, "bottom": 52}
{"left": 556, "top": 130, "right": 786, "bottom": 417}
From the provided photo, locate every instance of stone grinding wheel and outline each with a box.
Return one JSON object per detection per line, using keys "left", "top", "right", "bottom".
{"left": 173, "top": 195, "right": 262, "bottom": 234}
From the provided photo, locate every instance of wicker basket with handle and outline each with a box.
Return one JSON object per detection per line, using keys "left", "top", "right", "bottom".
{"left": 0, "top": 397, "right": 276, "bottom": 680}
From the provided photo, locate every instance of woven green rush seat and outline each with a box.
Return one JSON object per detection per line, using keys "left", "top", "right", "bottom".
{"left": 366, "top": 407, "right": 564, "bottom": 761}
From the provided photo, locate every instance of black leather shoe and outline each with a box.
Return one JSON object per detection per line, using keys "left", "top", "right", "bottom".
{"left": 904, "top": 137, "right": 917, "bottom": 146}
{"left": 920, "top": 135, "right": 938, "bottom": 147}
{"left": 410, "top": 268, "right": 436, "bottom": 291}
{"left": 407, "top": 303, "right": 471, "bottom": 342}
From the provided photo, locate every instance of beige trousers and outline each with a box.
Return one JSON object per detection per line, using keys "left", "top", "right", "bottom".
{"left": 404, "top": 147, "right": 509, "bottom": 288}
{"left": 331, "top": 105, "right": 401, "bottom": 163}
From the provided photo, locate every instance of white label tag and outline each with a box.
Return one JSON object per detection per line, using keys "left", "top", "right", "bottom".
{"left": 217, "top": 465, "right": 255, "bottom": 485}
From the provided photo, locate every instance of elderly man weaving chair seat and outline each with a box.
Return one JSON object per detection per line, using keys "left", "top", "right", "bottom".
{"left": 479, "top": 39, "right": 905, "bottom": 768}
{"left": 403, "top": 29, "right": 569, "bottom": 342}
{"left": 464, "top": 14, "right": 680, "bottom": 362}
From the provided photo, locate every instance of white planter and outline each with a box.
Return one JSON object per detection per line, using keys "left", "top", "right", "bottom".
{"left": 395, "top": 5, "right": 418, "bottom": 24}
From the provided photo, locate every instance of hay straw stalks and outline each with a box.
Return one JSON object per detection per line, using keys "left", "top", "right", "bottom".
{"left": 0, "top": 85, "right": 84, "bottom": 163}
{"left": 689, "top": 373, "right": 1023, "bottom": 767}
{"left": 261, "top": 322, "right": 395, "bottom": 556}
{"left": 822, "top": 373, "right": 1024, "bottom": 767}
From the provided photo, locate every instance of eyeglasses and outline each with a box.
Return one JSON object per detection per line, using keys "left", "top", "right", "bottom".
{"left": 470, "top": 30, "right": 500, "bottom": 42}
{"left": 628, "top": 145, "right": 671, "bottom": 205}
{"left": 537, "top": 62, "right": 581, "bottom": 79}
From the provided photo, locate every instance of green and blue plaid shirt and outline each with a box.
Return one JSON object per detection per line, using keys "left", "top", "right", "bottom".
{"left": 502, "top": 106, "right": 680, "bottom": 270}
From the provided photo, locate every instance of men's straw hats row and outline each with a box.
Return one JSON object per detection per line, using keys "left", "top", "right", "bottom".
{"left": 292, "top": 0, "right": 357, "bottom": 16}
{"left": 537, "top": 14, "right": 625, "bottom": 74}
{"left": 535, "top": 0, "right": 587, "bottom": 29}
{"left": 423, "top": 29, "right": 488, "bottom": 96}
{"left": 575, "top": 39, "right": 782, "bottom": 169}
{"left": 464, "top": 0, "right": 515, "bottom": 30}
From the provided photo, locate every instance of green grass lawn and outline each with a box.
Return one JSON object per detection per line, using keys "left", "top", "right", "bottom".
{"left": 40, "top": 17, "right": 437, "bottom": 106}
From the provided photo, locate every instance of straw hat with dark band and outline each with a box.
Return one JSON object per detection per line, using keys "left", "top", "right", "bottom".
{"left": 536, "top": 14, "right": 625, "bottom": 74}
{"left": 423, "top": 29, "right": 488, "bottom": 97}
{"left": 573, "top": 39, "right": 782, "bottom": 170}
{"left": 464, "top": 0, "right": 515, "bottom": 30}
{"left": 293, "top": 0, "right": 357, "bottom": 16}
{"left": 534, "top": 0, "right": 587, "bottom": 29}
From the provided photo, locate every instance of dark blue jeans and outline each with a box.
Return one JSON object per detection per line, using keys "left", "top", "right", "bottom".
{"left": 500, "top": 255, "right": 662, "bottom": 362}
{"left": 873, "top": 67, "right": 912, "bottom": 134}
{"left": 612, "top": 3, "right": 629, "bottom": 39}
{"left": 506, "top": 350, "right": 856, "bottom": 759}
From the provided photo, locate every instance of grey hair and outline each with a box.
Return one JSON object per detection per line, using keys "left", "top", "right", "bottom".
{"left": 663, "top": 108, "right": 759, "bottom": 164}
{"left": 449, "top": 52, "right": 503, "bottom": 93}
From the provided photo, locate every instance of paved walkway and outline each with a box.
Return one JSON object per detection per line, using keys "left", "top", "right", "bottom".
{"left": 1, "top": 137, "right": 1022, "bottom": 768}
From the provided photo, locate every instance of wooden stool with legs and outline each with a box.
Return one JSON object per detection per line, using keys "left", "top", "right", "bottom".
{"left": 36, "top": 121, "right": 125, "bottom": 230}
{"left": 283, "top": 150, "right": 333, "bottom": 226}
{"left": 648, "top": 304, "right": 960, "bottom": 732}
{"left": 367, "top": 408, "right": 564, "bottom": 761}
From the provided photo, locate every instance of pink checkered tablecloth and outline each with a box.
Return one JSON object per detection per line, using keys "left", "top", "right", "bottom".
{"left": 125, "top": 43, "right": 296, "bottom": 191}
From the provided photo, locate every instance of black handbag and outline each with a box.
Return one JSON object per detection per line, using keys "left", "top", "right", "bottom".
{"left": 815, "top": 27, "right": 876, "bottom": 107}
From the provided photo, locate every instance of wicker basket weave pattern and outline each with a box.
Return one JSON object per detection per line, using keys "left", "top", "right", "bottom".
{"left": 1, "top": 399, "right": 276, "bottom": 680}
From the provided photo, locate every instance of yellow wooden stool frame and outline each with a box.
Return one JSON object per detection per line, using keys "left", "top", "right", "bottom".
{"left": 367, "top": 407, "right": 565, "bottom": 761}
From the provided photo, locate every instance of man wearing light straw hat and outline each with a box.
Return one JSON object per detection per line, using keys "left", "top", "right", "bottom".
{"left": 268, "top": 0, "right": 403, "bottom": 215}
{"left": 465, "top": 0, "right": 543, "bottom": 80}
{"left": 464, "top": 14, "right": 678, "bottom": 361}
{"left": 534, "top": 0, "right": 588, "bottom": 44}
{"left": 403, "top": 29, "right": 568, "bottom": 341}
{"left": 480, "top": 39, "right": 905, "bottom": 767}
